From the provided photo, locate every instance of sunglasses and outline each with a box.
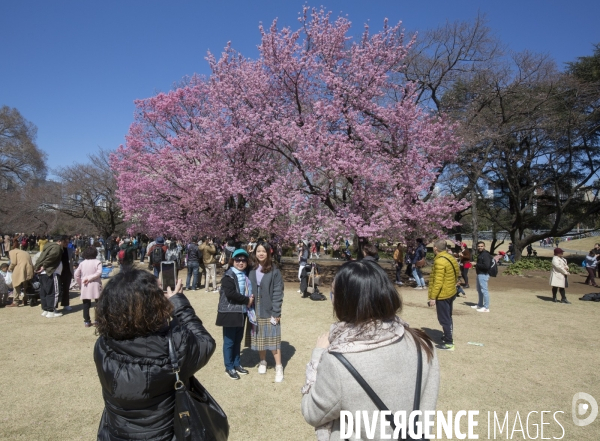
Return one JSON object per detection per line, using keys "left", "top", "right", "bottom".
{"left": 234, "top": 258, "right": 247, "bottom": 262}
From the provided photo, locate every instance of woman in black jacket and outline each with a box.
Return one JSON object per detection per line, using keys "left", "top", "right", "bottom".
{"left": 94, "top": 269, "right": 215, "bottom": 441}
{"left": 216, "top": 249, "right": 254, "bottom": 380}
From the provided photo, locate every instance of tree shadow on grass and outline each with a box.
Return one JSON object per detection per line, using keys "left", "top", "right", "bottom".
{"left": 240, "top": 341, "right": 296, "bottom": 369}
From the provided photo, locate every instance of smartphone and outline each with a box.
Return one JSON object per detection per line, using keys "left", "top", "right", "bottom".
{"left": 160, "top": 262, "right": 177, "bottom": 292}
{"left": 270, "top": 317, "right": 278, "bottom": 326}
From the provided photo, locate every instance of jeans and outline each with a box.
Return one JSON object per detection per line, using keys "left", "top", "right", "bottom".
{"left": 412, "top": 267, "right": 425, "bottom": 287}
{"left": 139, "top": 247, "right": 146, "bottom": 263}
{"left": 153, "top": 266, "right": 160, "bottom": 278}
{"left": 186, "top": 261, "right": 200, "bottom": 289}
{"left": 105, "top": 249, "right": 111, "bottom": 262}
{"left": 476, "top": 273, "right": 490, "bottom": 309}
{"left": 222, "top": 326, "right": 244, "bottom": 371}
{"left": 205, "top": 263, "right": 217, "bottom": 290}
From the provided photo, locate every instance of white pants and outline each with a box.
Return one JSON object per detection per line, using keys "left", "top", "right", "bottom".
{"left": 205, "top": 264, "right": 217, "bottom": 290}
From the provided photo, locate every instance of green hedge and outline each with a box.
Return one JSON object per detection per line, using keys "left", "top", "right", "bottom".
{"left": 503, "top": 257, "right": 585, "bottom": 276}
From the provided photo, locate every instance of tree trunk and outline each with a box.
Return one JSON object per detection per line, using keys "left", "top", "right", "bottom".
{"left": 471, "top": 191, "right": 479, "bottom": 248}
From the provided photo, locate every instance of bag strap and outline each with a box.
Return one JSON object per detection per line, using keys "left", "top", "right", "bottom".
{"left": 439, "top": 255, "right": 459, "bottom": 280}
{"left": 167, "top": 331, "right": 184, "bottom": 391}
{"left": 331, "top": 343, "right": 424, "bottom": 440}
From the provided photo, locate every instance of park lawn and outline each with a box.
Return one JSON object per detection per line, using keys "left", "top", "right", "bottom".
{"left": 0, "top": 261, "right": 598, "bottom": 440}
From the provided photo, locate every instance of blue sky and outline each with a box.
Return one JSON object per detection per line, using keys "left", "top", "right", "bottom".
{"left": 2, "top": 0, "right": 599, "bottom": 174}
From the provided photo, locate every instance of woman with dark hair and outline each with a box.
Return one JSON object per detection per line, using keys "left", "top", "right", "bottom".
{"left": 216, "top": 249, "right": 255, "bottom": 380}
{"left": 249, "top": 242, "right": 285, "bottom": 382}
{"left": 94, "top": 269, "right": 215, "bottom": 440}
{"left": 301, "top": 260, "right": 439, "bottom": 440}
{"left": 74, "top": 246, "right": 103, "bottom": 327}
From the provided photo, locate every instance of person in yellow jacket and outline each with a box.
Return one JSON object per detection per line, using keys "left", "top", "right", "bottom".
{"left": 427, "top": 239, "right": 460, "bottom": 351}
{"left": 393, "top": 243, "right": 404, "bottom": 285}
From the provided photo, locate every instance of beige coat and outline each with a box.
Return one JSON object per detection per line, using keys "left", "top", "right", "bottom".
{"left": 549, "top": 256, "right": 569, "bottom": 288}
{"left": 8, "top": 249, "right": 34, "bottom": 288}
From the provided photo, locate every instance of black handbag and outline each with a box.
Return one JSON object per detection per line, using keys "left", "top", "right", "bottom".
{"left": 331, "top": 342, "right": 426, "bottom": 440}
{"left": 168, "top": 334, "right": 229, "bottom": 441}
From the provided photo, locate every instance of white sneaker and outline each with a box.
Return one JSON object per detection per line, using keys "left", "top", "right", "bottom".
{"left": 413, "top": 286, "right": 423, "bottom": 290}
{"left": 275, "top": 365, "right": 284, "bottom": 383}
{"left": 477, "top": 308, "right": 489, "bottom": 313}
{"left": 471, "top": 305, "right": 480, "bottom": 309}
{"left": 64, "top": 305, "right": 73, "bottom": 311}
{"left": 395, "top": 281, "right": 404, "bottom": 286}
{"left": 408, "top": 278, "right": 415, "bottom": 282}
{"left": 47, "top": 311, "right": 63, "bottom": 318}
{"left": 41, "top": 310, "right": 48, "bottom": 317}
{"left": 258, "top": 360, "right": 267, "bottom": 374}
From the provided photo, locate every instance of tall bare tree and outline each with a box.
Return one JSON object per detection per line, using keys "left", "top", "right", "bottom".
{"left": 0, "top": 106, "right": 47, "bottom": 187}
{"left": 50, "top": 149, "right": 123, "bottom": 237}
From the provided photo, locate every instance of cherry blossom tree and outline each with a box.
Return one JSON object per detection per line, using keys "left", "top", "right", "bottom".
{"left": 112, "top": 8, "right": 467, "bottom": 242}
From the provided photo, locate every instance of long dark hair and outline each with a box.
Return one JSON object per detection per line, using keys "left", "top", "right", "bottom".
{"left": 253, "top": 242, "right": 273, "bottom": 273}
{"left": 95, "top": 269, "right": 173, "bottom": 340}
{"left": 332, "top": 260, "right": 434, "bottom": 361}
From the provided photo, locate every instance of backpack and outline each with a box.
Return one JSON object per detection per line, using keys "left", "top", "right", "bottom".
{"left": 488, "top": 258, "right": 498, "bottom": 277}
{"left": 117, "top": 249, "right": 126, "bottom": 263}
{"left": 151, "top": 246, "right": 165, "bottom": 264}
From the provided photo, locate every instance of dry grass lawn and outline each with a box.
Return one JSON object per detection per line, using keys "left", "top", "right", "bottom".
{"left": 0, "top": 261, "right": 599, "bottom": 440}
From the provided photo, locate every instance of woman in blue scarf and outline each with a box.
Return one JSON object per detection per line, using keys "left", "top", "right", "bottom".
{"left": 216, "top": 249, "right": 255, "bottom": 380}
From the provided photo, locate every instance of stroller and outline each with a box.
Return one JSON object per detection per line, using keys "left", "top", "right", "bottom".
{"left": 24, "top": 274, "right": 41, "bottom": 307}
{"left": 300, "top": 263, "right": 326, "bottom": 301}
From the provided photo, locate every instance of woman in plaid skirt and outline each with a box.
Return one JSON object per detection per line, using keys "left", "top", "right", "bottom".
{"left": 249, "top": 242, "right": 285, "bottom": 382}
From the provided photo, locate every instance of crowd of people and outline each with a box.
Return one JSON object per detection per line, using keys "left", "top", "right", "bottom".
{"left": 1, "top": 230, "right": 591, "bottom": 440}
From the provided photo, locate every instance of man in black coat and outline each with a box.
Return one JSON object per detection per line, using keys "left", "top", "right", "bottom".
{"left": 473, "top": 241, "right": 493, "bottom": 313}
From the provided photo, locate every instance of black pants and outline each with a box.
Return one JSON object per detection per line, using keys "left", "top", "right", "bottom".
{"left": 395, "top": 263, "right": 403, "bottom": 282}
{"left": 405, "top": 264, "right": 413, "bottom": 277}
{"left": 60, "top": 272, "right": 72, "bottom": 307}
{"left": 461, "top": 267, "right": 469, "bottom": 286}
{"left": 39, "top": 273, "right": 60, "bottom": 312}
{"left": 585, "top": 267, "right": 598, "bottom": 286}
{"left": 436, "top": 295, "right": 456, "bottom": 344}
{"left": 552, "top": 287, "right": 566, "bottom": 300}
{"left": 82, "top": 299, "right": 95, "bottom": 323}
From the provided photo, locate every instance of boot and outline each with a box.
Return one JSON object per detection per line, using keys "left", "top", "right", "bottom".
{"left": 552, "top": 294, "right": 557, "bottom": 303}
{"left": 561, "top": 297, "right": 571, "bottom": 304}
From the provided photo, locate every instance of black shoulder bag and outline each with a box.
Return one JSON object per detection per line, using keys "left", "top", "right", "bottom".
{"left": 331, "top": 343, "right": 426, "bottom": 440}
{"left": 168, "top": 333, "right": 229, "bottom": 441}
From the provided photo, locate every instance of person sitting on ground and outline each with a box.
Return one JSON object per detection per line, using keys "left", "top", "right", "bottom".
{"left": 94, "top": 270, "right": 215, "bottom": 440}
{"left": 75, "top": 246, "right": 103, "bottom": 327}
{"left": 0, "top": 263, "right": 10, "bottom": 308}
{"left": 301, "top": 260, "right": 439, "bottom": 440}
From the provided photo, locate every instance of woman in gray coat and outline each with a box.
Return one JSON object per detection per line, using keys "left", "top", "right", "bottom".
{"left": 301, "top": 260, "right": 439, "bottom": 441}
{"left": 249, "top": 242, "right": 285, "bottom": 382}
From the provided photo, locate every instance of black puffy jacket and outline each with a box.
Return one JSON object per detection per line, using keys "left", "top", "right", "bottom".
{"left": 94, "top": 294, "right": 216, "bottom": 441}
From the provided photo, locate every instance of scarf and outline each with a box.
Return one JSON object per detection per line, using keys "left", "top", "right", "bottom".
{"left": 231, "top": 267, "right": 256, "bottom": 326}
{"left": 301, "top": 316, "right": 407, "bottom": 441}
